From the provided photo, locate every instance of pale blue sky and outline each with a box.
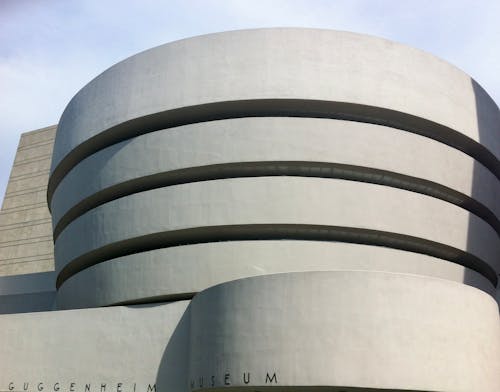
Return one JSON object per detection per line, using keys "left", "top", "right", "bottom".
{"left": 0, "top": 0, "right": 499, "bottom": 205}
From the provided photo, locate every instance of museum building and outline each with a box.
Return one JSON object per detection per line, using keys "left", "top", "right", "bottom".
{"left": 0, "top": 28, "right": 499, "bottom": 391}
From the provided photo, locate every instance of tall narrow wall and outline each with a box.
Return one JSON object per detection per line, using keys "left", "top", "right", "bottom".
{"left": 0, "top": 125, "right": 56, "bottom": 277}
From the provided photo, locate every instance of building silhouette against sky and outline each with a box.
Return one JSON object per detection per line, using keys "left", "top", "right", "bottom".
{"left": 0, "top": 28, "right": 499, "bottom": 391}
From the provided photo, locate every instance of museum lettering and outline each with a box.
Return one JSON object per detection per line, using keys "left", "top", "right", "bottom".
{"left": 189, "top": 371, "right": 278, "bottom": 389}
{"left": 5, "top": 383, "right": 156, "bottom": 392}
{"left": 5, "top": 372, "right": 279, "bottom": 392}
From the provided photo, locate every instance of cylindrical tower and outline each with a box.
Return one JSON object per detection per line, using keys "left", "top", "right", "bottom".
{"left": 48, "top": 28, "right": 499, "bottom": 391}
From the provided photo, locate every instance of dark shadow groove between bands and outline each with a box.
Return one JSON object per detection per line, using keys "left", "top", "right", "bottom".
{"left": 51, "top": 161, "right": 500, "bottom": 241}
{"left": 47, "top": 99, "right": 500, "bottom": 206}
{"left": 109, "top": 293, "right": 196, "bottom": 307}
{"left": 56, "top": 224, "right": 498, "bottom": 289}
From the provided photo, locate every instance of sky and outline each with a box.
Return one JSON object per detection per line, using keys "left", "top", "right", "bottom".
{"left": 0, "top": 0, "right": 499, "bottom": 206}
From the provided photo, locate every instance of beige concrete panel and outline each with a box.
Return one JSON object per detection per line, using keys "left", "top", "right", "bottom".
{"left": 55, "top": 241, "right": 494, "bottom": 310}
{"left": 0, "top": 301, "right": 190, "bottom": 392}
{"left": 17, "top": 125, "right": 56, "bottom": 147}
{"left": 0, "top": 202, "right": 47, "bottom": 215}
{"left": 9, "top": 159, "right": 51, "bottom": 179}
{"left": 0, "top": 235, "right": 52, "bottom": 247}
{"left": 4, "top": 173, "right": 51, "bottom": 195}
{"left": 0, "top": 127, "right": 55, "bottom": 277}
{"left": 0, "top": 232, "right": 54, "bottom": 276}
{"left": 0, "top": 258, "right": 53, "bottom": 276}
{"left": 1, "top": 189, "right": 47, "bottom": 210}
{"left": 4, "top": 185, "right": 46, "bottom": 199}
{"left": 0, "top": 240, "right": 53, "bottom": 261}
{"left": 0, "top": 221, "right": 52, "bottom": 242}
{"left": 189, "top": 271, "right": 500, "bottom": 391}
{"left": 0, "top": 205, "right": 51, "bottom": 225}
{"left": 54, "top": 178, "right": 499, "bottom": 280}
{"left": 13, "top": 143, "right": 54, "bottom": 164}
{"left": 51, "top": 29, "right": 500, "bottom": 176}
{"left": 50, "top": 118, "right": 500, "bottom": 228}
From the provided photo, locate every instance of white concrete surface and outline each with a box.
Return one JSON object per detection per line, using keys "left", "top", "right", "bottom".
{"left": 50, "top": 117, "right": 500, "bottom": 231}
{"left": 190, "top": 271, "right": 500, "bottom": 391}
{"left": 55, "top": 241, "right": 494, "bottom": 310}
{"left": 54, "top": 178, "right": 499, "bottom": 284}
{"left": 2, "top": 271, "right": 498, "bottom": 392}
{"left": 0, "top": 301, "right": 190, "bottom": 392}
{"left": 50, "top": 28, "right": 500, "bottom": 180}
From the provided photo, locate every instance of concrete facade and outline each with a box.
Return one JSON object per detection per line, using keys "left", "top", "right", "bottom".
{"left": 0, "top": 125, "right": 56, "bottom": 277}
{"left": 0, "top": 127, "right": 56, "bottom": 313}
{"left": 0, "top": 28, "right": 499, "bottom": 391}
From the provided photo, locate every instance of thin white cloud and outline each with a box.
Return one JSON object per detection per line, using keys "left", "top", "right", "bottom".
{"left": 0, "top": 0, "right": 498, "bottom": 206}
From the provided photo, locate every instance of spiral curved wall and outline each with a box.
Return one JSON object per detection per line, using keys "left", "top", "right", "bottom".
{"left": 49, "top": 28, "right": 500, "bottom": 308}
{"left": 35, "top": 28, "right": 500, "bottom": 390}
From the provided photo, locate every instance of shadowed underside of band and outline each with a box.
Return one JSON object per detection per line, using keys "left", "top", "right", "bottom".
{"left": 55, "top": 224, "right": 498, "bottom": 289}
{"left": 47, "top": 99, "right": 500, "bottom": 204}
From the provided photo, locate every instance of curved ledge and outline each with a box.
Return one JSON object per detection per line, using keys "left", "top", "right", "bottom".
{"left": 47, "top": 99, "right": 500, "bottom": 204}
{"left": 53, "top": 177, "right": 500, "bottom": 280}
{"left": 188, "top": 270, "right": 500, "bottom": 391}
{"left": 50, "top": 117, "right": 500, "bottom": 232}
{"left": 55, "top": 240, "right": 495, "bottom": 310}
{"left": 51, "top": 161, "right": 500, "bottom": 240}
{"left": 55, "top": 224, "right": 498, "bottom": 289}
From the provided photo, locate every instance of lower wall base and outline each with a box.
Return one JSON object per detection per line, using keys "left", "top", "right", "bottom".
{"left": 0, "top": 301, "right": 190, "bottom": 392}
{"left": 1, "top": 271, "right": 499, "bottom": 392}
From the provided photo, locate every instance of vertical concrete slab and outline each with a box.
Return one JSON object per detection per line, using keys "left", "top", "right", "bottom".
{"left": 0, "top": 125, "right": 56, "bottom": 277}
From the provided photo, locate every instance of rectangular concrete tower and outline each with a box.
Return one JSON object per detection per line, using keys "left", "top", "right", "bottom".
{"left": 0, "top": 125, "right": 56, "bottom": 277}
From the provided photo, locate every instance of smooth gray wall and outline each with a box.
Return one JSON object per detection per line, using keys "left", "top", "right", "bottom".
{"left": 190, "top": 271, "right": 500, "bottom": 391}
{"left": 1, "top": 272, "right": 499, "bottom": 392}
{"left": 50, "top": 28, "right": 500, "bottom": 174}
{"left": 48, "top": 29, "right": 499, "bottom": 309}
{"left": 56, "top": 241, "right": 493, "bottom": 310}
{"left": 0, "top": 271, "right": 55, "bottom": 314}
